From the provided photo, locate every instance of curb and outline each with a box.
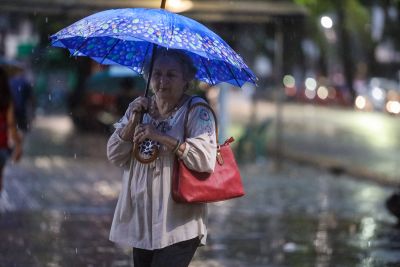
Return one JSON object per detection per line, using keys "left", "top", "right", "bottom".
{"left": 269, "top": 148, "right": 400, "bottom": 187}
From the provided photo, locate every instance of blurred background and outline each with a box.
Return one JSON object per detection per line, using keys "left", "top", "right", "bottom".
{"left": 1, "top": 0, "right": 400, "bottom": 266}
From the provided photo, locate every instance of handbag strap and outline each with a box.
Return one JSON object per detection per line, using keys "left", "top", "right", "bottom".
{"left": 183, "top": 97, "right": 219, "bottom": 143}
{"left": 183, "top": 96, "right": 231, "bottom": 166}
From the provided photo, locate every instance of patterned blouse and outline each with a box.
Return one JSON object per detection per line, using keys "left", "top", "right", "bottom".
{"left": 107, "top": 96, "right": 217, "bottom": 249}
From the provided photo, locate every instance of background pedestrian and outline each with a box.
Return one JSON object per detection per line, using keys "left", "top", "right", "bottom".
{"left": 0, "top": 67, "right": 23, "bottom": 192}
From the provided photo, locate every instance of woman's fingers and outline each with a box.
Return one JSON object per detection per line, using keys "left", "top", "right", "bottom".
{"left": 134, "top": 124, "right": 160, "bottom": 143}
{"left": 133, "top": 124, "right": 143, "bottom": 143}
{"left": 130, "top": 97, "right": 149, "bottom": 113}
{"left": 134, "top": 124, "right": 148, "bottom": 143}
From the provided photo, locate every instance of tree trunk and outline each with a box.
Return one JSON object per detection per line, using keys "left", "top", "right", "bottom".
{"left": 337, "top": 2, "right": 356, "bottom": 101}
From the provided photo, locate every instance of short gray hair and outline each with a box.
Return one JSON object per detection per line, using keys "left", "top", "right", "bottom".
{"left": 143, "top": 47, "right": 197, "bottom": 82}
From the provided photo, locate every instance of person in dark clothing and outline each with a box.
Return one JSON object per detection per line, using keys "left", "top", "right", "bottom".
{"left": 0, "top": 68, "right": 23, "bottom": 191}
{"left": 9, "top": 73, "right": 34, "bottom": 132}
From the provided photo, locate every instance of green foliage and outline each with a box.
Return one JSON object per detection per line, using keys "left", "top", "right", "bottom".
{"left": 292, "top": 0, "right": 371, "bottom": 52}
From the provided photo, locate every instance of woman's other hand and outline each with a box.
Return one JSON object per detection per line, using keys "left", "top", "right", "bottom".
{"left": 127, "top": 97, "right": 149, "bottom": 120}
{"left": 133, "top": 123, "right": 163, "bottom": 144}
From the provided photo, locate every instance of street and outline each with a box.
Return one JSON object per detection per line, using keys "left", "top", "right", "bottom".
{"left": 1, "top": 111, "right": 400, "bottom": 266}
{"left": 228, "top": 92, "right": 400, "bottom": 185}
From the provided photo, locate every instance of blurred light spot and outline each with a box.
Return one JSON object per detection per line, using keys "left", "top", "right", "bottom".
{"left": 386, "top": 100, "right": 400, "bottom": 114}
{"left": 35, "top": 115, "right": 74, "bottom": 136}
{"left": 317, "top": 86, "right": 329, "bottom": 100}
{"left": 167, "top": 0, "right": 193, "bottom": 12}
{"left": 305, "top": 77, "right": 317, "bottom": 91}
{"left": 94, "top": 181, "right": 118, "bottom": 198}
{"left": 254, "top": 55, "right": 272, "bottom": 77}
{"left": 305, "top": 88, "right": 316, "bottom": 99}
{"left": 321, "top": 16, "right": 333, "bottom": 29}
{"left": 355, "top": 96, "right": 366, "bottom": 110}
{"left": 360, "top": 217, "right": 376, "bottom": 243}
{"left": 34, "top": 157, "right": 52, "bottom": 170}
{"left": 371, "top": 87, "right": 385, "bottom": 101}
{"left": 283, "top": 242, "right": 298, "bottom": 253}
{"left": 283, "top": 75, "right": 295, "bottom": 88}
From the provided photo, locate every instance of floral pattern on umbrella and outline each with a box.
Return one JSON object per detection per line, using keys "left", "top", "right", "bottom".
{"left": 51, "top": 8, "right": 257, "bottom": 87}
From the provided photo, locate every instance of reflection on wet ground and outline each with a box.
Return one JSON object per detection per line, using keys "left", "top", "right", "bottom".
{"left": 193, "top": 164, "right": 400, "bottom": 267}
{"left": 1, "top": 115, "right": 400, "bottom": 266}
{"left": 1, "top": 211, "right": 130, "bottom": 267}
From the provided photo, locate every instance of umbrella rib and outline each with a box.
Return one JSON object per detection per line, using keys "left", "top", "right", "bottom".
{"left": 224, "top": 61, "right": 241, "bottom": 87}
{"left": 100, "top": 39, "right": 120, "bottom": 64}
{"left": 243, "top": 68, "right": 257, "bottom": 84}
{"left": 199, "top": 56, "right": 215, "bottom": 85}
{"left": 71, "top": 37, "right": 92, "bottom": 57}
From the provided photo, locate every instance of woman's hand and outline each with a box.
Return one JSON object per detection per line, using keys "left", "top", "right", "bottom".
{"left": 133, "top": 123, "right": 163, "bottom": 144}
{"left": 127, "top": 97, "right": 149, "bottom": 120}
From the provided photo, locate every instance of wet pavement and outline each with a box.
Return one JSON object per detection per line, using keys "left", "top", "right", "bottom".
{"left": 1, "top": 114, "right": 400, "bottom": 266}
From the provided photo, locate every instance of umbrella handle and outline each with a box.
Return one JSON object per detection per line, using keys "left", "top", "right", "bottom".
{"left": 161, "top": 0, "right": 166, "bottom": 8}
{"left": 133, "top": 139, "right": 160, "bottom": 164}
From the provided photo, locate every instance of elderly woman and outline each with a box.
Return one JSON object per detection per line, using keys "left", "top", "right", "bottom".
{"left": 107, "top": 48, "right": 217, "bottom": 267}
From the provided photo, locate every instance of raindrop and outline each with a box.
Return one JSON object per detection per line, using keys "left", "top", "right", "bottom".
{"left": 74, "top": 153, "right": 77, "bottom": 159}
{"left": 48, "top": 94, "right": 52, "bottom": 101}
{"left": 45, "top": 17, "right": 48, "bottom": 23}
{"left": 76, "top": 248, "right": 78, "bottom": 254}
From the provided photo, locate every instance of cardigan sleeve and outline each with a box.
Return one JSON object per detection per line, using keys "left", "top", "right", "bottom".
{"left": 107, "top": 109, "right": 133, "bottom": 169}
{"left": 180, "top": 104, "right": 217, "bottom": 173}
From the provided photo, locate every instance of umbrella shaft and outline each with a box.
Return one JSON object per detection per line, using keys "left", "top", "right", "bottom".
{"left": 144, "top": 44, "right": 158, "bottom": 97}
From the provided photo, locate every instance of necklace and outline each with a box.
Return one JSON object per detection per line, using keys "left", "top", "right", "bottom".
{"left": 150, "top": 94, "right": 188, "bottom": 133}
{"left": 152, "top": 94, "right": 187, "bottom": 120}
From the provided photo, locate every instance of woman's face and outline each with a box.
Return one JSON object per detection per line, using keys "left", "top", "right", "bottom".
{"left": 150, "top": 55, "right": 188, "bottom": 102}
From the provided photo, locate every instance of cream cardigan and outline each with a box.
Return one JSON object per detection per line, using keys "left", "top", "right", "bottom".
{"left": 107, "top": 96, "right": 217, "bottom": 249}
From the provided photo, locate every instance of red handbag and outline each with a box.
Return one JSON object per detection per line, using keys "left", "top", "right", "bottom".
{"left": 172, "top": 102, "right": 245, "bottom": 203}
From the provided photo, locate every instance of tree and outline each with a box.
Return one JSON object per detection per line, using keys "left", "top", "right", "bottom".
{"left": 293, "top": 0, "right": 371, "bottom": 101}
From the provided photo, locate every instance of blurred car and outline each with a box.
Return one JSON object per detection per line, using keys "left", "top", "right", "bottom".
{"left": 292, "top": 77, "right": 353, "bottom": 107}
{"left": 354, "top": 77, "right": 400, "bottom": 115}
{"left": 69, "top": 66, "right": 145, "bottom": 132}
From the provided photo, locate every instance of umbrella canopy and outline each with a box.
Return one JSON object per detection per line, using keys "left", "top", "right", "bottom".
{"left": 50, "top": 8, "right": 257, "bottom": 88}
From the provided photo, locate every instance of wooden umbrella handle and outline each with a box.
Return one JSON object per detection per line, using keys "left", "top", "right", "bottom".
{"left": 161, "top": 0, "right": 166, "bottom": 8}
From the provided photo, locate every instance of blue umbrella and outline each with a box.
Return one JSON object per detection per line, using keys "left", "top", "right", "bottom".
{"left": 50, "top": 8, "right": 257, "bottom": 90}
